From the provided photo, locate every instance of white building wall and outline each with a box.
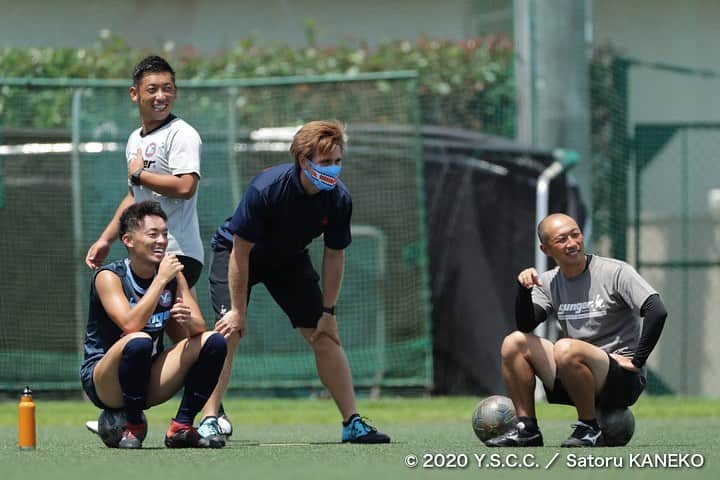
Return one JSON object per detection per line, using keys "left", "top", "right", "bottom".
{"left": 0, "top": 0, "right": 470, "bottom": 50}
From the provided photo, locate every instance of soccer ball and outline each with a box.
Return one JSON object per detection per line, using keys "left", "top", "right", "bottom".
{"left": 97, "top": 409, "right": 147, "bottom": 448}
{"left": 597, "top": 407, "right": 635, "bottom": 446}
{"left": 472, "top": 395, "right": 517, "bottom": 444}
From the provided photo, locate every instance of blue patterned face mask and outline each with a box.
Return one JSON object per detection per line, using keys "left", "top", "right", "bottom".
{"left": 302, "top": 162, "right": 341, "bottom": 191}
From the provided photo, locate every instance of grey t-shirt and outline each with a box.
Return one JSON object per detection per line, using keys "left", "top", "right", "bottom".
{"left": 532, "top": 255, "right": 657, "bottom": 357}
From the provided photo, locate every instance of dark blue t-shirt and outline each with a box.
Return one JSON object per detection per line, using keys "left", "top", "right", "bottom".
{"left": 212, "top": 164, "right": 352, "bottom": 258}
{"left": 81, "top": 258, "right": 177, "bottom": 372}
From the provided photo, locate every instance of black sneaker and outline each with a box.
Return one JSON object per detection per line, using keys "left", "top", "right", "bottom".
{"left": 485, "top": 421, "right": 544, "bottom": 447}
{"left": 561, "top": 421, "right": 604, "bottom": 447}
{"left": 342, "top": 415, "right": 390, "bottom": 444}
{"left": 164, "top": 420, "right": 225, "bottom": 449}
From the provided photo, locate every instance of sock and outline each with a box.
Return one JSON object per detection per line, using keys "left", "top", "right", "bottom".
{"left": 516, "top": 416, "right": 539, "bottom": 432}
{"left": 343, "top": 413, "right": 360, "bottom": 426}
{"left": 218, "top": 403, "right": 225, "bottom": 417}
{"left": 579, "top": 418, "right": 600, "bottom": 430}
{"left": 119, "top": 337, "right": 153, "bottom": 424}
{"left": 175, "top": 334, "right": 227, "bottom": 426}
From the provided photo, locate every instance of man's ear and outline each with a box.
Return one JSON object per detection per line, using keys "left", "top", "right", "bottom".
{"left": 121, "top": 233, "right": 133, "bottom": 249}
{"left": 129, "top": 85, "right": 139, "bottom": 104}
{"left": 539, "top": 243, "right": 550, "bottom": 257}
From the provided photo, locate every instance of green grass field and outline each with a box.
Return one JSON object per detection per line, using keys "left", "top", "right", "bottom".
{"left": 0, "top": 396, "right": 718, "bottom": 480}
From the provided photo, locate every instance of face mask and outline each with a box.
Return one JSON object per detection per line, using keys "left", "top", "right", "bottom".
{"left": 302, "top": 162, "right": 341, "bottom": 191}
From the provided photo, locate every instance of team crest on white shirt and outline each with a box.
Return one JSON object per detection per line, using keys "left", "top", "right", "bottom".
{"left": 145, "top": 142, "right": 158, "bottom": 158}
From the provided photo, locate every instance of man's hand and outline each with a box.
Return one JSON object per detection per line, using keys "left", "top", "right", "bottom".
{"left": 128, "top": 147, "right": 144, "bottom": 178}
{"left": 310, "top": 313, "right": 341, "bottom": 346}
{"left": 85, "top": 238, "right": 112, "bottom": 269}
{"left": 610, "top": 353, "right": 640, "bottom": 372}
{"left": 215, "top": 309, "right": 246, "bottom": 339}
{"left": 157, "top": 254, "right": 183, "bottom": 284}
{"left": 170, "top": 296, "right": 192, "bottom": 327}
{"left": 517, "top": 268, "right": 542, "bottom": 288}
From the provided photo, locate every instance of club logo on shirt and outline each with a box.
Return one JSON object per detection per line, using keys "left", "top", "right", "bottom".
{"left": 558, "top": 294, "right": 607, "bottom": 321}
{"left": 145, "top": 142, "right": 158, "bottom": 158}
{"left": 322, "top": 216, "right": 328, "bottom": 226}
{"left": 159, "top": 289, "right": 173, "bottom": 307}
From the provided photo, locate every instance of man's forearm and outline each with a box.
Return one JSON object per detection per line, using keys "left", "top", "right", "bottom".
{"left": 632, "top": 294, "right": 667, "bottom": 368}
{"left": 321, "top": 248, "right": 345, "bottom": 307}
{"left": 228, "top": 238, "right": 251, "bottom": 315}
{"left": 135, "top": 172, "right": 198, "bottom": 199}
{"left": 515, "top": 283, "right": 547, "bottom": 333}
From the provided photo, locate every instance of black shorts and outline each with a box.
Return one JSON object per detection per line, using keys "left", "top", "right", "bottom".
{"left": 80, "top": 360, "right": 108, "bottom": 409}
{"left": 544, "top": 353, "right": 646, "bottom": 409}
{"left": 208, "top": 243, "right": 323, "bottom": 328}
{"left": 177, "top": 255, "right": 203, "bottom": 288}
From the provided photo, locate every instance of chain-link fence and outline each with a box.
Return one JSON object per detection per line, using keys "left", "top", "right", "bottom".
{"left": 591, "top": 57, "right": 720, "bottom": 396}
{"left": 0, "top": 72, "right": 432, "bottom": 391}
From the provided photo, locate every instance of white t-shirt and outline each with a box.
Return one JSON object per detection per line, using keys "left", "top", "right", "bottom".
{"left": 126, "top": 115, "right": 203, "bottom": 264}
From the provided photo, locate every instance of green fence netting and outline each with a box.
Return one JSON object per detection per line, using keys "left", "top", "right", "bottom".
{"left": 0, "top": 72, "right": 432, "bottom": 392}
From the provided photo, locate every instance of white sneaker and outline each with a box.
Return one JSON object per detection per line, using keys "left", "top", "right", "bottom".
{"left": 85, "top": 420, "right": 100, "bottom": 435}
{"left": 217, "top": 414, "right": 233, "bottom": 437}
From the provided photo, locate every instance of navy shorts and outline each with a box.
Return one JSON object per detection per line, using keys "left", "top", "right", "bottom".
{"left": 80, "top": 360, "right": 108, "bottom": 409}
{"left": 177, "top": 255, "right": 203, "bottom": 288}
{"left": 208, "top": 243, "right": 323, "bottom": 328}
{"left": 544, "top": 353, "right": 646, "bottom": 408}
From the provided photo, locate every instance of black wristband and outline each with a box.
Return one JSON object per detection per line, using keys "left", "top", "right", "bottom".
{"left": 130, "top": 168, "right": 144, "bottom": 186}
{"left": 322, "top": 305, "right": 336, "bottom": 315}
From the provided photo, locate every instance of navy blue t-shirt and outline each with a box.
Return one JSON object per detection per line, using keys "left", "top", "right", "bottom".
{"left": 211, "top": 163, "right": 352, "bottom": 258}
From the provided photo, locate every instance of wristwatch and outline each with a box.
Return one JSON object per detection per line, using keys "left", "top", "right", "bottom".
{"left": 322, "top": 305, "right": 336, "bottom": 316}
{"left": 130, "top": 168, "right": 144, "bottom": 186}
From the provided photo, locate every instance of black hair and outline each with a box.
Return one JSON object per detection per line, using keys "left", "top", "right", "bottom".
{"left": 119, "top": 200, "right": 167, "bottom": 239}
{"left": 132, "top": 55, "right": 176, "bottom": 86}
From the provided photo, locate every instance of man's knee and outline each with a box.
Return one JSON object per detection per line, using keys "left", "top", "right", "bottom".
{"left": 553, "top": 338, "right": 585, "bottom": 367}
{"left": 122, "top": 334, "right": 153, "bottom": 357}
{"left": 200, "top": 332, "right": 227, "bottom": 362}
{"left": 124, "top": 331, "right": 152, "bottom": 342}
{"left": 310, "top": 334, "right": 339, "bottom": 355}
{"left": 501, "top": 330, "right": 531, "bottom": 359}
{"left": 224, "top": 331, "right": 241, "bottom": 352}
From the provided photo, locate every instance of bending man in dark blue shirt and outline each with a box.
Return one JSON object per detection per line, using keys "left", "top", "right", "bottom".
{"left": 197, "top": 120, "right": 389, "bottom": 444}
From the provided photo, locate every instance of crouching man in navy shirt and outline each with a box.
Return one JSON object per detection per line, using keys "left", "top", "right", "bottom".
{"left": 197, "top": 120, "right": 390, "bottom": 444}
{"left": 80, "top": 201, "right": 227, "bottom": 449}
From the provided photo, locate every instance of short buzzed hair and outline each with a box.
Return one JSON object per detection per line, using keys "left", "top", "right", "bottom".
{"left": 537, "top": 213, "right": 579, "bottom": 245}
{"left": 119, "top": 200, "right": 167, "bottom": 239}
{"left": 132, "top": 55, "right": 176, "bottom": 86}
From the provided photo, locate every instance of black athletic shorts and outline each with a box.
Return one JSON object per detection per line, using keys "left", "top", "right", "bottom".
{"left": 177, "top": 255, "right": 203, "bottom": 288}
{"left": 80, "top": 360, "right": 108, "bottom": 409}
{"left": 544, "top": 353, "right": 646, "bottom": 408}
{"left": 208, "top": 243, "right": 323, "bottom": 328}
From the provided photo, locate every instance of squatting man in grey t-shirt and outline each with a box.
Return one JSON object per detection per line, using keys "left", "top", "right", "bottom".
{"left": 485, "top": 213, "right": 667, "bottom": 448}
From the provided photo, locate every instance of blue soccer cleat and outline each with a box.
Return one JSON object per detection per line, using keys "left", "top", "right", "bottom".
{"left": 342, "top": 414, "right": 390, "bottom": 444}
{"left": 198, "top": 416, "right": 226, "bottom": 440}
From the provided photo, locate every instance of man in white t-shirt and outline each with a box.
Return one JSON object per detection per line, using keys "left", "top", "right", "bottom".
{"left": 85, "top": 55, "right": 204, "bottom": 287}
{"left": 486, "top": 213, "right": 667, "bottom": 448}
